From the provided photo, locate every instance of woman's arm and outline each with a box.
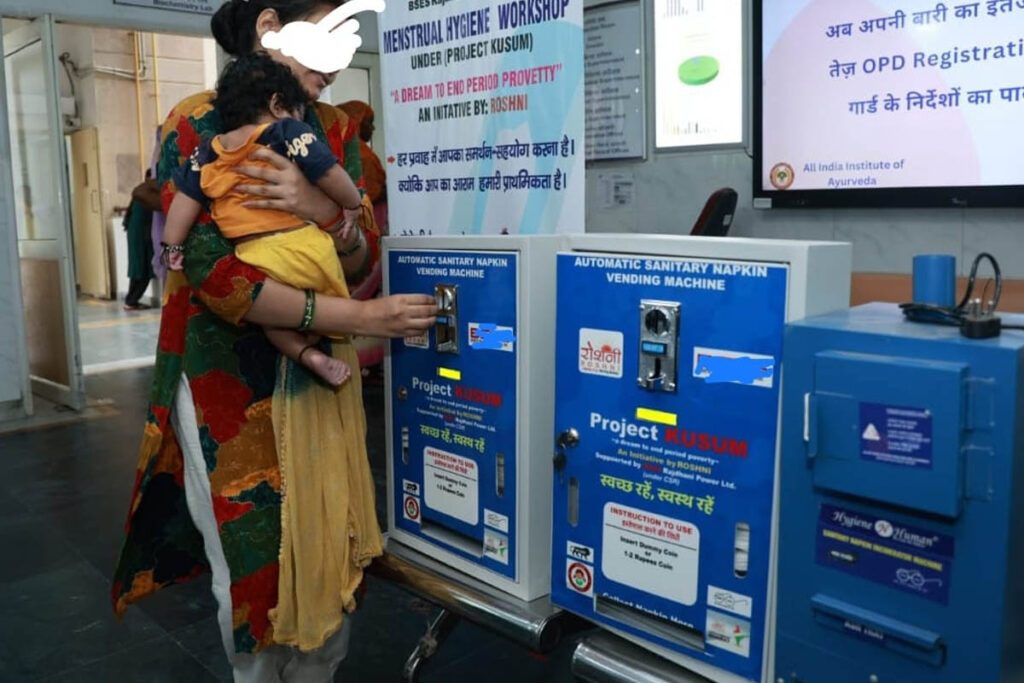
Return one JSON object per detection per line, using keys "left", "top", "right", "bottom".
{"left": 163, "top": 193, "right": 202, "bottom": 247}
{"left": 246, "top": 281, "right": 437, "bottom": 338}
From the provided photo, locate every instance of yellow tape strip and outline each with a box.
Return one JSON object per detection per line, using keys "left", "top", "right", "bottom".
{"left": 438, "top": 367, "right": 462, "bottom": 381}
{"left": 635, "top": 407, "right": 678, "bottom": 426}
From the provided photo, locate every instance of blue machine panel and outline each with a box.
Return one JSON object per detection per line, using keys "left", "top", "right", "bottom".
{"left": 551, "top": 253, "right": 789, "bottom": 681}
{"left": 777, "top": 303, "right": 1024, "bottom": 683}
{"left": 389, "top": 250, "right": 518, "bottom": 578}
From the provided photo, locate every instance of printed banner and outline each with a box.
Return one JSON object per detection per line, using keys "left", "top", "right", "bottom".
{"left": 378, "top": 1, "right": 585, "bottom": 235}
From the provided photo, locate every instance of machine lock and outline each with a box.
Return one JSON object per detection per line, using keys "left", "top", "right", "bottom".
{"left": 637, "top": 300, "right": 681, "bottom": 392}
{"left": 434, "top": 284, "right": 459, "bottom": 353}
{"left": 554, "top": 428, "right": 580, "bottom": 484}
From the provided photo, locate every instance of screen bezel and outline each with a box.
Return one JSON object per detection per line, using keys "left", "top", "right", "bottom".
{"left": 751, "top": 1, "right": 1024, "bottom": 209}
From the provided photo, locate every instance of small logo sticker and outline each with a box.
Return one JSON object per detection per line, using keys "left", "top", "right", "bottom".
{"left": 705, "top": 609, "right": 751, "bottom": 657}
{"left": 706, "top": 585, "right": 753, "bottom": 618}
{"left": 579, "top": 329, "right": 624, "bottom": 378}
{"left": 567, "top": 560, "right": 594, "bottom": 596}
{"left": 567, "top": 541, "right": 595, "bottom": 563}
{"left": 483, "top": 529, "right": 509, "bottom": 564}
{"left": 403, "top": 494, "right": 421, "bottom": 523}
{"left": 404, "top": 331, "right": 429, "bottom": 349}
{"left": 403, "top": 479, "right": 420, "bottom": 496}
{"left": 484, "top": 508, "right": 510, "bottom": 533}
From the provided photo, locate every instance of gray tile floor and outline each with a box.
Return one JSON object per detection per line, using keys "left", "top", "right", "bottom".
{"left": 0, "top": 369, "right": 586, "bottom": 682}
{"left": 77, "top": 298, "right": 160, "bottom": 372}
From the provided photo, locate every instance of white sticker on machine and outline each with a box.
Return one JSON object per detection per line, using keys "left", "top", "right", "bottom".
{"left": 707, "top": 585, "right": 753, "bottom": 618}
{"left": 601, "top": 502, "right": 699, "bottom": 605}
{"left": 483, "top": 529, "right": 509, "bottom": 564}
{"left": 423, "top": 446, "right": 479, "bottom": 526}
{"left": 705, "top": 609, "right": 752, "bottom": 658}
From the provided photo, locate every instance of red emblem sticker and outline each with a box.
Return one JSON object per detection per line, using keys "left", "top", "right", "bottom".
{"left": 567, "top": 561, "right": 593, "bottom": 595}
{"left": 403, "top": 494, "right": 421, "bottom": 523}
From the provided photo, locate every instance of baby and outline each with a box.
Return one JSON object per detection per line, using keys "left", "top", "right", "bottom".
{"left": 162, "top": 53, "right": 366, "bottom": 387}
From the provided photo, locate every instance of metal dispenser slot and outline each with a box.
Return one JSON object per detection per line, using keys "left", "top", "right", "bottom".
{"left": 435, "top": 284, "right": 459, "bottom": 353}
{"left": 637, "top": 300, "right": 680, "bottom": 392}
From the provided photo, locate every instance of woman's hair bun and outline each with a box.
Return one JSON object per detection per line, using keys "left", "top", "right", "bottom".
{"left": 211, "top": 0, "right": 248, "bottom": 57}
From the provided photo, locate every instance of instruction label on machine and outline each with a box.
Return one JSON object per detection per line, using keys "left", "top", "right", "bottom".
{"left": 424, "top": 447, "right": 479, "bottom": 526}
{"left": 860, "top": 403, "right": 933, "bottom": 469}
{"left": 602, "top": 503, "right": 699, "bottom": 605}
{"left": 816, "top": 503, "right": 953, "bottom": 604}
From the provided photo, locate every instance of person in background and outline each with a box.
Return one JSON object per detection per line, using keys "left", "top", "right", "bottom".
{"left": 123, "top": 170, "right": 160, "bottom": 310}
{"left": 338, "top": 100, "right": 388, "bottom": 374}
{"left": 338, "top": 101, "right": 385, "bottom": 206}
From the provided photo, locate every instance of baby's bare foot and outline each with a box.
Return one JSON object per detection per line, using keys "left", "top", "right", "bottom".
{"left": 301, "top": 349, "right": 352, "bottom": 388}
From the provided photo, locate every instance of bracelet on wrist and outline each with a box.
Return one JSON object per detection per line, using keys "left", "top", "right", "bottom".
{"left": 298, "top": 289, "right": 316, "bottom": 331}
{"left": 337, "top": 228, "right": 365, "bottom": 257}
{"left": 317, "top": 208, "right": 346, "bottom": 231}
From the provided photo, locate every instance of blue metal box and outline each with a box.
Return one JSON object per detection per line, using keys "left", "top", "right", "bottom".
{"left": 776, "top": 303, "right": 1024, "bottom": 682}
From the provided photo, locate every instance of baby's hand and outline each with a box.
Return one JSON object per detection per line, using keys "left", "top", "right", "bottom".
{"left": 169, "top": 251, "right": 185, "bottom": 271}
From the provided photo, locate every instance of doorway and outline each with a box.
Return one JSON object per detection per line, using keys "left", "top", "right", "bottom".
{"left": 52, "top": 24, "right": 218, "bottom": 374}
{"left": 2, "top": 16, "right": 84, "bottom": 411}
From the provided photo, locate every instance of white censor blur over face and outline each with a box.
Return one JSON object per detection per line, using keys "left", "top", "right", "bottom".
{"left": 261, "top": 0, "right": 386, "bottom": 74}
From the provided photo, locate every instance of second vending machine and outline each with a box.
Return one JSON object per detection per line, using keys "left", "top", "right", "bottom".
{"left": 550, "top": 235, "right": 851, "bottom": 682}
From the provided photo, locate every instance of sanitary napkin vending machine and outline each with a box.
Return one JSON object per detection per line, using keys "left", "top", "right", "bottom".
{"left": 550, "top": 235, "right": 851, "bottom": 682}
{"left": 384, "top": 236, "right": 565, "bottom": 600}
{"left": 776, "top": 304, "right": 1024, "bottom": 683}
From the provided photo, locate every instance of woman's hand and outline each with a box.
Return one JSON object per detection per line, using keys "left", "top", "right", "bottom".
{"left": 235, "top": 147, "right": 337, "bottom": 224}
{"left": 358, "top": 295, "right": 438, "bottom": 338}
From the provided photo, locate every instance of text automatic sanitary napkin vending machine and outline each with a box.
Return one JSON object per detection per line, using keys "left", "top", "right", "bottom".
{"left": 550, "top": 235, "right": 851, "bottom": 682}
{"left": 775, "top": 304, "right": 1024, "bottom": 682}
{"left": 384, "top": 236, "right": 565, "bottom": 601}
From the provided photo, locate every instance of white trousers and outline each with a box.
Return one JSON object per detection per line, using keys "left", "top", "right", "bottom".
{"left": 173, "top": 376, "right": 352, "bottom": 683}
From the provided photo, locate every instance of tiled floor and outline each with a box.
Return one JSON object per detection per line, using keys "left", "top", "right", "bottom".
{"left": 0, "top": 369, "right": 585, "bottom": 682}
{"left": 77, "top": 298, "right": 160, "bottom": 373}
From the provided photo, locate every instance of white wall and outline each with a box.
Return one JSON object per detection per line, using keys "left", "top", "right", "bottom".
{"left": 583, "top": 0, "right": 1024, "bottom": 278}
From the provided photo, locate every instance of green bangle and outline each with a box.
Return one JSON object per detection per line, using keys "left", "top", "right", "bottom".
{"left": 298, "top": 289, "right": 316, "bottom": 331}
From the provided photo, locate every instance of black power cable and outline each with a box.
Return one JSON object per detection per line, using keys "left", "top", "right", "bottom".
{"left": 900, "top": 252, "right": 1009, "bottom": 338}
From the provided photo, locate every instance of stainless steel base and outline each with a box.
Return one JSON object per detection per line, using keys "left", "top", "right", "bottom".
{"left": 572, "top": 631, "right": 713, "bottom": 683}
{"left": 370, "top": 539, "right": 577, "bottom": 681}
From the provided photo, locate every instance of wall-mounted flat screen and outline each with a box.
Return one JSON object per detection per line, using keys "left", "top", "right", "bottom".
{"left": 755, "top": 0, "right": 1024, "bottom": 207}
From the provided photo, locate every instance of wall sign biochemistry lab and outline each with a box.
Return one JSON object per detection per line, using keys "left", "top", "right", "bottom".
{"left": 112, "top": 0, "right": 217, "bottom": 15}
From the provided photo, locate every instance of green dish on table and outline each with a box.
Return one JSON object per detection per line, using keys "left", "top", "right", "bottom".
{"left": 678, "top": 56, "right": 719, "bottom": 86}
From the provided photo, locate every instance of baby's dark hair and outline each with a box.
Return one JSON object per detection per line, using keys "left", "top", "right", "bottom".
{"left": 213, "top": 53, "right": 309, "bottom": 131}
